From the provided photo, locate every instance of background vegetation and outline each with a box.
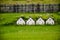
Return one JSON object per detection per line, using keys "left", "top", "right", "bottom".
{"left": 0, "top": 13, "right": 60, "bottom": 25}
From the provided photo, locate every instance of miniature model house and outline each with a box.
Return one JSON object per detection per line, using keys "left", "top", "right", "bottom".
{"left": 46, "top": 18, "right": 55, "bottom": 25}
{"left": 16, "top": 18, "right": 25, "bottom": 25}
{"left": 36, "top": 18, "right": 45, "bottom": 25}
{"left": 26, "top": 18, "right": 35, "bottom": 25}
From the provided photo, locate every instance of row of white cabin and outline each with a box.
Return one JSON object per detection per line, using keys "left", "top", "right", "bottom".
{"left": 16, "top": 17, "right": 55, "bottom": 25}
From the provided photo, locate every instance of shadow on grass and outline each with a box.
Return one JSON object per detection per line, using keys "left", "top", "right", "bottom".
{"left": 0, "top": 34, "right": 4, "bottom": 40}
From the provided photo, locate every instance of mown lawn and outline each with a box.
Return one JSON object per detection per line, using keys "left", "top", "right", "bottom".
{"left": 0, "top": 13, "right": 60, "bottom": 40}
{"left": 0, "top": 0, "right": 60, "bottom": 4}
{"left": 0, "top": 25, "right": 60, "bottom": 40}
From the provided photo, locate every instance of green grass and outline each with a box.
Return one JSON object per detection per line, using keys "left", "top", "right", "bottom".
{"left": 0, "top": 0, "right": 60, "bottom": 4}
{"left": 0, "top": 13, "right": 60, "bottom": 40}
{"left": 0, "top": 25, "right": 60, "bottom": 40}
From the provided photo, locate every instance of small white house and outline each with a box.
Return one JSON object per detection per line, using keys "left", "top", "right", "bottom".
{"left": 46, "top": 18, "right": 55, "bottom": 25}
{"left": 16, "top": 18, "right": 25, "bottom": 25}
{"left": 36, "top": 18, "right": 45, "bottom": 25}
{"left": 26, "top": 18, "right": 35, "bottom": 25}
